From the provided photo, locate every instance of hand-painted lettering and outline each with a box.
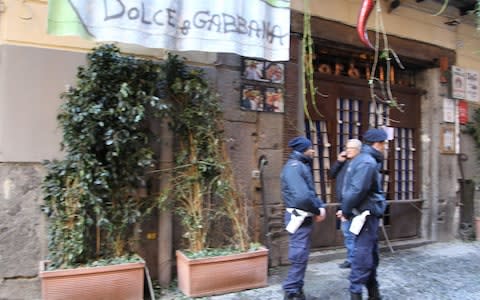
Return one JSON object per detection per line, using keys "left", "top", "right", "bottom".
{"left": 101, "top": 0, "right": 288, "bottom": 45}
{"left": 104, "top": 0, "right": 125, "bottom": 21}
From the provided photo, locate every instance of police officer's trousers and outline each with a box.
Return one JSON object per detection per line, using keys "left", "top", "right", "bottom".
{"left": 282, "top": 212, "right": 313, "bottom": 295}
{"left": 349, "top": 216, "right": 380, "bottom": 294}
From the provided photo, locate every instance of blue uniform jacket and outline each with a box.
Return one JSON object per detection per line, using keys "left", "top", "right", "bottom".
{"left": 281, "top": 151, "right": 325, "bottom": 215}
{"left": 341, "top": 145, "right": 386, "bottom": 218}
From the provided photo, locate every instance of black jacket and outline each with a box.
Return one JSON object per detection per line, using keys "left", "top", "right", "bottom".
{"left": 328, "top": 160, "right": 348, "bottom": 203}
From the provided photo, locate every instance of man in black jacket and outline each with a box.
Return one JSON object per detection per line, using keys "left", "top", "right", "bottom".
{"left": 329, "top": 139, "right": 362, "bottom": 269}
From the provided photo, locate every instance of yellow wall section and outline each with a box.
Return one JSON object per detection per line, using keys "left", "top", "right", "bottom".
{"left": 291, "top": 0, "right": 480, "bottom": 69}
{"left": 2, "top": 0, "right": 480, "bottom": 68}
{"left": 2, "top": 0, "right": 93, "bottom": 51}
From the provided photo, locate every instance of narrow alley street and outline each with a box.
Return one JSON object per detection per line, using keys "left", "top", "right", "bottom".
{"left": 158, "top": 240, "right": 480, "bottom": 300}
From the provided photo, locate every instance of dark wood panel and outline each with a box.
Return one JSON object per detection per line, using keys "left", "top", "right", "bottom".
{"left": 291, "top": 11, "right": 456, "bottom": 66}
{"left": 389, "top": 201, "right": 422, "bottom": 238}
{"left": 310, "top": 206, "right": 344, "bottom": 248}
{"left": 389, "top": 94, "right": 421, "bottom": 128}
{"left": 305, "top": 81, "right": 338, "bottom": 121}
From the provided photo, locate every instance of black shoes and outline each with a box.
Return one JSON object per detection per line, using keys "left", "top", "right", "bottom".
{"left": 339, "top": 260, "right": 351, "bottom": 268}
{"left": 367, "top": 284, "right": 382, "bottom": 300}
{"left": 350, "top": 292, "right": 362, "bottom": 300}
{"left": 284, "top": 290, "right": 306, "bottom": 300}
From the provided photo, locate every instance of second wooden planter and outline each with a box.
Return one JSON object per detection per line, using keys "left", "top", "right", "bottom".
{"left": 176, "top": 247, "right": 269, "bottom": 297}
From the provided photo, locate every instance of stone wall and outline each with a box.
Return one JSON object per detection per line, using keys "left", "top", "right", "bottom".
{"left": 418, "top": 68, "right": 461, "bottom": 242}
{"left": 0, "top": 163, "right": 45, "bottom": 300}
{"left": 215, "top": 53, "right": 287, "bottom": 266}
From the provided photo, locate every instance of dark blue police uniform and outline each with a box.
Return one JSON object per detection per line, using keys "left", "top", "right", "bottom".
{"left": 281, "top": 142, "right": 325, "bottom": 300}
{"left": 341, "top": 141, "right": 387, "bottom": 300}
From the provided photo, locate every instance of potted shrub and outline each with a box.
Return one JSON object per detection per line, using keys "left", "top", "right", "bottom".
{"left": 40, "top": 44, "right": 165, "bottom": 300}
{"left": 157, "top": 55, "right": 268, "bottom": 297}
{"left": 465, "top": 107, "right": 480, "bottom": 240}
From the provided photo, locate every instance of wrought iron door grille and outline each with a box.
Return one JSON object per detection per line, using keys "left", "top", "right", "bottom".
{"left": 394, "top": 128, "right": 416, "bottom": 200}
{"left": 337, "top": 98, "right": 362, "bottom": 153}
{"left": 306, "top": 120, "right": 332, "bottom": 203}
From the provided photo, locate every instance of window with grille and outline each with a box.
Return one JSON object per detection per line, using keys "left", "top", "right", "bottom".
{"left": 305, "top": 120, "right": 332, "bottom": 203}
{"left": 394, "top": 128, "right": 416, "bottom": 200}
{"left": 337, "top": 98, "right": 362, "bottom": 152}
{"left": 304, "top": 97, "right": 418, "bottom": 205}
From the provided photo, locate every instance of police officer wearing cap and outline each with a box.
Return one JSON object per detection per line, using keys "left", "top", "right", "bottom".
{"left": 281, "top": 136, "right": 327, "bottom": 300}
{"left": 341, "top": 128, "right": 388, "bottom": 300}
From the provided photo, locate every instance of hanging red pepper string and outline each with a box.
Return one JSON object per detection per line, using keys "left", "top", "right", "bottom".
{"left": 357, "top": 0, "right": 375, "bottom": 49}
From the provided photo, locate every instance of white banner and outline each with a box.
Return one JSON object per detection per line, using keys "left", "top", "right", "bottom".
{"left": 67, "top": 0, "right": 290, "bottom": 61}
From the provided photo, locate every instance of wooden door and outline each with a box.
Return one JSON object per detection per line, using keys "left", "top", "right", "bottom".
{"left": 307, "top": 73, "right": 422, "bottom": 248}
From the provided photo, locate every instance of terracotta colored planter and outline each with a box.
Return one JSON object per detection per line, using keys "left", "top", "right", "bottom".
{"left": 476, "top": 217, "right": 480, "bottom": 241}
{"left": 39, "top": 261, "right": 145, "bottom": 300}
{"left": 176, "top": 247, "right": 269, "bottom": 297}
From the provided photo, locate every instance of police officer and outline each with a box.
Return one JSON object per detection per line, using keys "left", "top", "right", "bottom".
{"left": 341, "top": 129, "right": 388, "bottom": 300}
{"left": 281, "top": 136, "right": 327, "bottom": 300}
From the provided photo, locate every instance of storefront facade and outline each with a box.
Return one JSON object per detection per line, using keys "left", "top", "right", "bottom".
{"left": 1, "top": 1, "right": 480, "bottom": 298}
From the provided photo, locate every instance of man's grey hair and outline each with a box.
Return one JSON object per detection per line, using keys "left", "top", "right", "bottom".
{"left": 346, "top": 138, "right": 362, "bottom": 149}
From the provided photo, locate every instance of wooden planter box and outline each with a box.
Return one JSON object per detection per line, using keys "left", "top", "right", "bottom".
{"left": 39, "top": 261, "right": 145, "bottom": 300}
{"left": 176, "top": 247, "right": 269, "bottom": 297}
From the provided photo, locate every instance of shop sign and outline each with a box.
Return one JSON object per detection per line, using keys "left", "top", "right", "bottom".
{"left": 458, "top": 100, "right": 468, "bottom": 125}
{"left": 466, "top": 69, "right": 479, "bottom": 102}
{"left": 451, "top": 66, "right": 466, "bottom": 99}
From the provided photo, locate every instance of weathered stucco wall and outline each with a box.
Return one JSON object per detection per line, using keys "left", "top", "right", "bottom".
{"left": 0, "top": 45, "right": 86, "bottom": 162}
{"left": 418, "top": 68, "right": 460, "bottom": 241}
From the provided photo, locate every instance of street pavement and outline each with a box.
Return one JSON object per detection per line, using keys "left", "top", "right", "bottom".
{"left": 158, "top": 240, "right": 480, "bottom": 300}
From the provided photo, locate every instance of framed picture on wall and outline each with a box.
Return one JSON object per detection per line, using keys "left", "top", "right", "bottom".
{"left": 440, "top": 124, "right": 455, "bottom": 154}
{"left": 240, "top": 85, "right": 264, "bottom": 111}
{"left": 265, "top": 62, "right": 285, "bottom": 84}
{"left": 264, "top": 87, "right": 284, "bottom": 113}
{"left": 243, "top": 59, "right": 267, "bottom": 82}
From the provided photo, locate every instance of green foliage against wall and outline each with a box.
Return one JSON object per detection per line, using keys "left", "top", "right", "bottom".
{"left": 42, "top": 45, "right": 165, "bottom": 269}
{"left": 43, "top": 45, "right": 252, "bottom": 268}
{"left": 465, "top": 107, "right": 480, "bottom": 154}
{"left": 157, "top": 55, "right": 250, "bottom": 254}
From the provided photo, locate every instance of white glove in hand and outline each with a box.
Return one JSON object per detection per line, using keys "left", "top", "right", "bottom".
{"left": 349, "top": 210, "right": 370, "bottom": 235}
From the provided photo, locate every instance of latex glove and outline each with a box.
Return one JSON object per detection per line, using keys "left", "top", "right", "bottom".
{"left": 314, "top": 207, "right": 326, "bottom": 223}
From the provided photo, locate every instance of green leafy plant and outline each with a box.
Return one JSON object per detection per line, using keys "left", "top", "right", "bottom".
{"left": 465, "top": 107, "right": 480, "bottom": 161}
{"left": 157, "top": 54, "right": 251, "bottom": 254}
{"left": 42, "top": 44, "right": 165, "bottom": 269}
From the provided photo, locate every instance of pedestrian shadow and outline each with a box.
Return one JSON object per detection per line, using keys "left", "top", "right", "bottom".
{"left": 306, "top": 290, "right": 350, "bottom": 300}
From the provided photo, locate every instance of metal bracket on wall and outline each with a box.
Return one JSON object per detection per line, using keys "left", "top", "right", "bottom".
{"left": 19, "top": 0, "right": 33, "bottom": 20}
{"left": 0, "top": 1, "right": 6, "bottom": 13}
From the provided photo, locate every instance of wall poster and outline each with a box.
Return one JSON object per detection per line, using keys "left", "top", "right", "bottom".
{"left": 450, "top": 66, "right": 466, "bottom": 100}
{"left": 443, "top": 98, "right": 455, "bottom": 123}
{"left": 466, "top": 69, "right": 479, "bottom": 102}
{"left": 440, "top": 124, "right": 456, "bottom": 154}
{"left": 241, "top": 58, "right": 285, "bottom": 113}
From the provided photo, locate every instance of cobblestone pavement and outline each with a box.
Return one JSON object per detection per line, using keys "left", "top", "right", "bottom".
{"left": 158, "top": 240, "right": 480, "bottom": 300}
